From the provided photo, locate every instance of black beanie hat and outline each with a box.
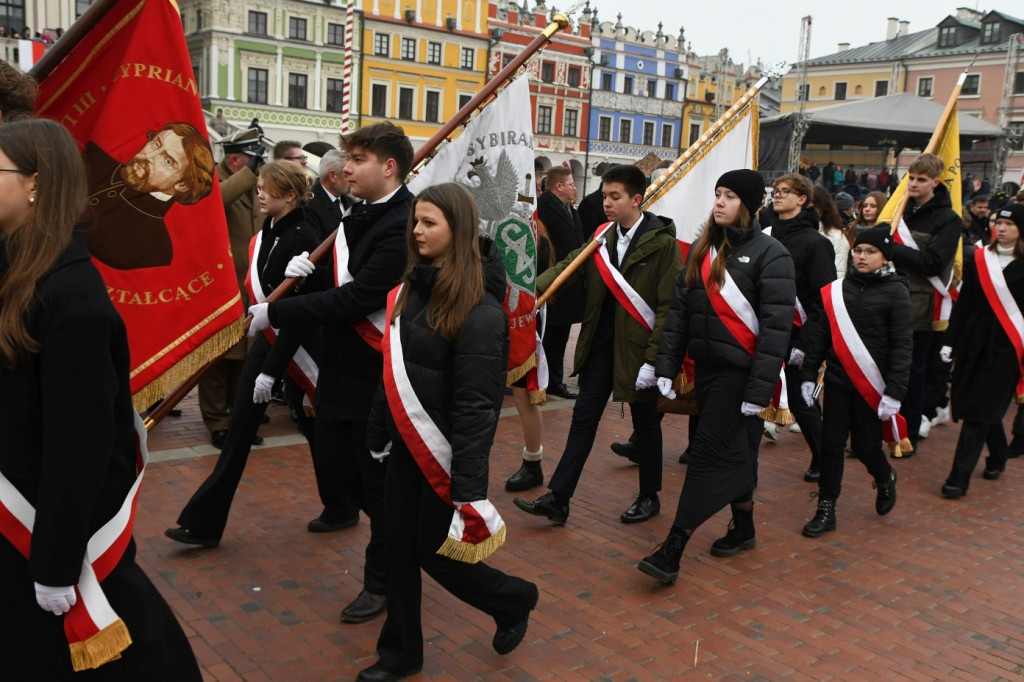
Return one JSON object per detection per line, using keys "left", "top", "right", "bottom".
{"left": 716, "top": 169, "right": 766, "bottom": 217}
{"left": 996, "top": 203, "right": 1024, "bottom": 233}
{"left": 854, "top": 224, "right": 895, "bottom": 260}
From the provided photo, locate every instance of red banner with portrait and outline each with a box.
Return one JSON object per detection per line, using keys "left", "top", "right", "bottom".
{"left": 34, "top": 0, "right": 244, "bottom": 411}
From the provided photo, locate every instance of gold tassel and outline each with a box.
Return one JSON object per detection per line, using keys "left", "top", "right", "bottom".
{"left": 759, "top": 405, "right": 794, "bottom": 425}
{"left": 1016, "top": 392, "right": 1024, "bottom": 406}
{"left": 887, "top": 438, "right": 914, "bottom": 458}
{"left": 69, "top": 619, "right": 132, "bottom": 671}
{"left": 436, "top": 525, "right": 506, "bottom": 564}
{"left": 527, "top": 388, "right": 547, "bottom": 406}
{"left": 931, "top": 319, "right": 949, "bottom": 332}
{"left": 302, "top": 404, "right": 317, "bottom": 417}
{"left": 505, "top": 353, "right": 538, "bottom": 387}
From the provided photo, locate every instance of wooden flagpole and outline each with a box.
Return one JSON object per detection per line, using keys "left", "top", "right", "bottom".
{"left": 28, "top": 0, "right": 125, "bottom": 81}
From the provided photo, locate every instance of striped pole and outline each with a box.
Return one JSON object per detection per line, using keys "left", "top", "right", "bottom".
{"left": 340, "top": 0, "right": 355, "bottom": 134}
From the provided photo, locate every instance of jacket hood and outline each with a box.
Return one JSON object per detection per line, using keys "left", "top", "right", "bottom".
{"left": 772, "top": 206, "right": 820, "bottom": 240}
{"left": 910, "top": 182, "right": 953, "bottom": 215}
{"left": 708, "top": 216, "right": 762, "bottom": 247}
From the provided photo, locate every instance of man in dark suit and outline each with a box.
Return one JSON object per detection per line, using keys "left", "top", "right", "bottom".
{"left": 305, "top": 149, "right": 353, "bottom": 240}
{"left": 248, "top": 122, "right": 414, "bottom": 625}
{"left": 537, "top": 165, "right": 586, "bottom": 399}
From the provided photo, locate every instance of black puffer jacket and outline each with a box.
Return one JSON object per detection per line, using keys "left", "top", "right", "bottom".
{"left": 367, "top": 244, "right": 509, "bottom": 503}
{"left": 768, "top": 205, "right": 837, "bottom": 352}
{"left": 656, "top": 222, "right": 795, "bottom": 407}
{"left": 801, "top": 263, "right": 912, "bottom": 401}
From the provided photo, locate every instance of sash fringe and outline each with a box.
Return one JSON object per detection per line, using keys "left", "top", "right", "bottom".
{"left": 527, "top": 388, "right": 547, "bottom": 406}
{"left": 759, "top": 405, "right": 794, "bottom": 426}
{"left": 887, "top": 438, "right": 914, "bottom": 458}
{"left": 302, "top": 405, "right": 317, "bottom": 417}
{"left": 131, "top": 317, "right": 244, "bottom": 413}
{"left": 931, "top": 320, "right": 949, "bottom": 332}
{"left": 69, "top": 619, "right": 132, "bottom": 672}
{"left": 505, "top": 353, "right": 537, "bottom": 386}
{"left": 1017, "top": 393, "right": 1024, "bottom": 406}
{"left": 437, "top": 524, "right": 506, "bottom": 564}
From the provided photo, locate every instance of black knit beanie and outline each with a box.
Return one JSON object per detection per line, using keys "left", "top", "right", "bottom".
{"left": 716, "top": 169, "right": 766, "bottom": 217}
{"left": 854, "top": 224, "right": 895, "bottom": 260}
{"left": 997, "top": 203, "right": 1024, "bottom": 233}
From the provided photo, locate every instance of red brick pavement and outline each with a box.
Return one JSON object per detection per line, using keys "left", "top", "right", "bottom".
{"left": 137, "top": 388, "right": 1024, "bottom": 681}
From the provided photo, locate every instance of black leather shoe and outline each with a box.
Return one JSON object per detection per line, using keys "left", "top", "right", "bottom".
{"left": 982, "top": 468, "right": 1003, "bottom": 480}
{"left": 341, "top": 590, "right": 387, "bottom": 623}
{"left": 547, "top": 382, "right": 578, "bottom": 399}
{"left": 803, "top": 467, "right": 821, "bottom": 483}
{"left": 505, "top": 461, "right": 543, "bottom": 492}
{"left": 678, "top": 448, "right": 690, "bottom": 464}
{"left": 307, "top": 513, "right": 359, "bottom": 533}
{"left": 355, "top": 661, "right": 421, "bottom": 682}
{"left": 252, "top": 434, "right": 264, "bottom": 446}
{"left": 513, "top": 492, "right": 569, "bottom": 525}
{"left": 210, "top": 429, "right": 228, "bottom": 449}
{"left": 493, "top": 582, "right": 539, "bottom": 654}
{"left": 620, "top": 493, "right": 660, "bottom": 524}
{"left": 873, "top": 469, "right": 897, "bottom": 516}
{"left": 164, "top": 526, "right": 219, "bottom": 548}
{"left": 610, "top": 441, "right": 641, "bottom": 464}
{"left": 941, "top": 484, "right": 966, "bottom": 499}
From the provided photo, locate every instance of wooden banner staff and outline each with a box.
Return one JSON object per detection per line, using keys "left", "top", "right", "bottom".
{"left": 536, "top": 61, "right": 790, "bottom": 309}
{"left": 143, "top": 13, "right": 573, "bottom": 429}
{"left": 28, "top": 0, "right": 121, "bottom": 81}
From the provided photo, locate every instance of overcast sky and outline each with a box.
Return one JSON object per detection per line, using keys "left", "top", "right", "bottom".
{"left": 580, "top": 1, "right": 958, "bottom": 66}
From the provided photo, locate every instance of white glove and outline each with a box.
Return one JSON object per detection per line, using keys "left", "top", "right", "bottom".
{"left": 878, "top": 395, "right": 901, "bottom": 421}
{"left": 789, "top": 348, "right": 805, "bottom": 368}
{"left": 939, "top": 345, "right": 953, "bottom": 363}
{"left": 370, "top": 440, "right": 392, "bottom": 461}
{"left": 35, "top": 583, "right": 76, "bottom": 616}
{"left": 285, "top": 251, "right": 315, "bottom": 279}
{"left": 635, "top": 363, "right": 657, "bottom": 390}
{"left": 800, "top": 381, "right": 815, "bottom": 407}
{"left": 657, "top": 376, "right": 676, "bottom": 400}
{"left": 253, "top": 373, "right": 275, "bottom": 404}
{"left": 247, "top": 302, "right": 270, "bottom": 337}
{"left": 740, "top": 402, "right": 765, "bottom": 417}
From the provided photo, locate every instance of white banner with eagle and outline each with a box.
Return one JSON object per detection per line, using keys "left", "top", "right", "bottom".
{"left": 408, "top": 75, "right": 539, "bottom": 385}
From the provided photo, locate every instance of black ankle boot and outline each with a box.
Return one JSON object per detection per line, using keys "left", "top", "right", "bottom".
{"left": 637, "top": 528, "right": 689, "bottom": 584}
{"left": 873, "top": 468, "right": 897, "bottom": 516}
{"left": 505, "top": 459, "right": 543, "bottom": 492}
{"left": 802, "top": 497, "right": 837, "bottom": 538}
{"left": 710, "top": 506, "right": 756, "bottom": 557}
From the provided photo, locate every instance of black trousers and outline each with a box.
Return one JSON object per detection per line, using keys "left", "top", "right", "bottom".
{"left": 315, "top": 418, "right": 387, "bottom": 594}
{"left": 542, "top": 323, "right": 572, "bottom": 387}
{"left": 785, "top": 361, "right": 823, "bottom": 467}
{"left": 818, "top": 382, "right": 893, "bottom": 501}
{"left": 672, "top": 365, "right": 758, "bottom": 530}
{"left": 375, "top": 441, "right": 534, "bottom": 673}
{"left": 946, "top": 420, "right": 1009, "bottom": 491}
{"left": 547, "top": 338, "right": 662, "bottom": 499}
{"left": 922, "top": 331, "right": 951, "bottom": 421}
{"left": 178, "top": 335, "right": 278, "bottom": 540}
{"left": 901, "top": 330, "right": 933, "bottom": 448}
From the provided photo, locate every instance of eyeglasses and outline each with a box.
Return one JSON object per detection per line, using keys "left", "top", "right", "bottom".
{"left": 851, "top": 247, "right": 880, "bottom": 256}
{"left": 0, "top": 168, "right": 31, "bottom": 175}
{"left": 285, "top": 155, "right": 308, "bottom": 162}
{"left": 770, "top": 187, "right": 793, "bottom": 198}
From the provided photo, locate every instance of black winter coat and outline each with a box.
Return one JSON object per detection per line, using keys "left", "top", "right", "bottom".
{"left": 656, "top": 222, "right": 795, "bottom": 407}
{"left": 367, "top": 247, "right": 509, "bottom": 503}
{"left": 536, "top": 189, "right": 585, "bottom": 323}
{"left": 946, "top": 250, "right": 1024, "bottom": 423}
{"left": 801, "top": 264, "right": 912, "bottom": 402}
{"left": 268, "top": 185, "right": 413, "bottom": 420}
{"left": 768, "top": 205, "right": 837, "bottom": 352}
{"left": 303, "top": 180, "right": 352, "bottom": 241}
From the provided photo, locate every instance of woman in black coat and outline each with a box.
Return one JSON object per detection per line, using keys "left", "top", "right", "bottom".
{"left": 358, "top": 183, "right": 538, "bottom": 682}
{"left": 940, "top": 204, "right": 1024, "bottom": 497}
{"left": 0, "top": 120, "right": 200, "bottom": 679}
{"left": 638, "top": 170, "right": 795, "bottom": 585}
{"left": 798, "top": 226, "right": 911, "bottom": 537}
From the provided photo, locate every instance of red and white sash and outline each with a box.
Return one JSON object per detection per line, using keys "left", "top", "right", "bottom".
{"left": 893, "top": 219, "right": 954, "bottom": 328}
{"left": 974, "top": 247, "right": 1024, "bottom": 399}
{"left": 0, "top": 411, "right": 149, "bottom": 671}
{"left": 382, "top": 285, "right": 506, "bottom": 563}
{"left": 793, "top": 296, "right": 807, "bottom": 328}
{"left": 334, "top": 222, "right": 386, "bottom": 352}
{"left": 821, "top": 280, "right": 912, "bottom": 453}
{"left": 245, "top": 232, "right": 318, "bottom": 411}
{"left": 591, "top": 222, "right": 655, "bottom": 331}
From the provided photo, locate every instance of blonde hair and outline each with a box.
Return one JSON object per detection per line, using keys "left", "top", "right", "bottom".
{"left": 258, "top": 160, "right": 313, "bottom": 206}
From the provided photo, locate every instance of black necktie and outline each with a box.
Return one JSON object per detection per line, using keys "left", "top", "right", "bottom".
{"left": 619, "top": 226, "right": 630, "bottom": 238}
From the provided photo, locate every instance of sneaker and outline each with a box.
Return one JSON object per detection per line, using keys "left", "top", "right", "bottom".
{"left": 918, "top": 420, "right": 931, "bottom": 439}
{"left": 762, "top": 422, "right": 779, "bottom": 443}
{"left": 789, "top": 423, "right": 802, "bottom": 433}
{"left": 930, "top": 406, "right": 950, "bottom": 427}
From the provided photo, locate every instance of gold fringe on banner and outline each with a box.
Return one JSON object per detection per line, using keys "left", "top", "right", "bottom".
{"left": 131, "top": 317, "right": 244, "bottom": 413}
{"left": 436, "top": 524, "right": 506, "bottom": 564}
{"left": 69, "top": 619, "right": 132, "bottom": 671}
{"left": 505, "top": 353, "right": 537, "bottom": 386}
{"left": 759, "top": 405, "right": 794, "bottom": 426}
{"left": 528, "top": 388, "right": 547, "bottom": 406}
{"left": 1016, "top": 392, "right": 1024, "bottom": 405}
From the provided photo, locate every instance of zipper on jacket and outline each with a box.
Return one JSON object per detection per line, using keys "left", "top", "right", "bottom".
{"left": 261, "top": 235, "right": 281, "bottom": 291}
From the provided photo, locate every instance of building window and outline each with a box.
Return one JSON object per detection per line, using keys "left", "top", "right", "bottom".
{"left": 962, "top": 74, "right": 980, "bottom": 96}
{"left": 982, "top": 21, "right": 1001, "bottom": 44}
{"left": 541, "top": 61, "right": 554, "bottom": 83}
{"left": 326, "top": 78, "right": 344, "bottom": 112}
{"left": 247, "top": 68, "right": 268, "bottom": 104}
{"left": 623, "top": 75, "right": 633, "bottom": 94}
{"left": 460, "top": 47, "right": 474, "bottom": 70}
{"left": 1014, "top": 71, "right": 1024, "bottom": 94}
{"left": 642, "top": 121, "right": 654, "bottom": 146}
{"left": 76, "top": 0, "right": 91, "bottom": 17}
{"left": 502, "top": 54, "right": 515, "bottom": 68}
{"left": 536, "top": 105, "right": 553, "bottom": 134}
{"left": 398, "top": 87, "right": 414, "bottom": 120}
{"left": 601, "top": 73, "right": 613, "bottom": 91}
{"left": 619, "top": 119, "right": 632, "bottom": 143}
{"left": 374, "top": 33, "right": 390, "bottom": 57}
{"left": 568, "top": 66, "right": 580, "bottom": 87}
{"left": 248, "top": 11, "right": 267, "bottom": 35}
{"left": 689, "top": 123, "right": 701, "bottom": 146}
{"left": 661, "top": 123, "right": 672, "bottom": 148}
{"left": 425, "top": 91, "right": 440, "bottom": 122}
{"left": 287, "top": 73, "right": 308, "bottom": 108}
{"left": 834, "top": 82, "right": 847, "bottom": 100}
{"left": 647, "top": 80, "right": 657, "bottom": 97}
{"left": 1009, "top": 121, "right": 1024, "bottom": 151}
{"left": 875, "top": 80, "right": 888, "bottom": 97}
{"left": 598, "top": 116, "right": 611, "bottom": 141}
{"left": 665, "top": 82, "right": 675, "bottom": 100}
{"left": 401, "top": 37, "right": 416, "bottom": 61}
{"left": 289, "top": 17, "right": 307, "bottom": 41}
{"left": 939, "top": 26, "right": 957, "bottom": 47}
{"left": 327, "top": 23, "right": 344, "bottom": 45}
{"left": 427, "top": 41, "right": 442, "bottom": 65}
{"left": 564, "top": 109, "right": 578, "bottom": 137}
{"left": 371, "top": 83, "right": 387, "bottom": 117}
{"left": 918, "top": 77, "right": 933, "bottom": 97}
{"left": 459, "top": 94, "right": 472, "bottom": 109}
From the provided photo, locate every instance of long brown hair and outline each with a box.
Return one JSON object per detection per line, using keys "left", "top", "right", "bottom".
{"left": 0, "top": 119, "right": 87, "bottom": 369}
{"left": 812, "top": 186, "right": 845, "bottom": 236}
{"left": 845, "top": 190, "right": 888, "bottom": 244}
{"left": 683, "top": 203, "right": 753, "bottom": 291}
{"left": 391, "top": 183, "right": 484, "bottom": 341}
